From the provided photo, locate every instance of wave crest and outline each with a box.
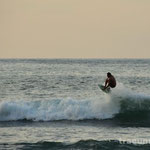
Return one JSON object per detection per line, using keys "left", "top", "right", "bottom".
{"left": 0, "top": 85, "right": 150, "bottom": 121}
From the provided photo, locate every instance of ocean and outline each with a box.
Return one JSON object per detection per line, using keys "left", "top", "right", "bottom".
{"left": 0, "top": 59, "right": 150, "bottom": 150}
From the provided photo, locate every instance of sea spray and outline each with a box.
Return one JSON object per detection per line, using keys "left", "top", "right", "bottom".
{"left": 0, "top": 85, "right": 150, "bottom": 121}
{"left": 0, "top": 96, "right": 118, "bottom": 121}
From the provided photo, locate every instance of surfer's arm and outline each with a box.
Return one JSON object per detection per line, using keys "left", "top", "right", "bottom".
{"left": 104, "top": 84, "right": 110, "bottom": 89}
{"left": 104, "top": 78, "right": 109, "bottom": 88}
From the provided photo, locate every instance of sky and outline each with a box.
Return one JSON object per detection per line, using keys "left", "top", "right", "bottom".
{"left": 0, "top": 0, "right": 150, "bottom": 58}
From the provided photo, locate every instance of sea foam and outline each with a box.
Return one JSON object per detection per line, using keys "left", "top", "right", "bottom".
{"left": 0, "top": 84, "right": 150, "bottom": 121}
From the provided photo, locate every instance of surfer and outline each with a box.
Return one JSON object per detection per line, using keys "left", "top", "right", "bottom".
{"left": 104, "top": 72, "right": 116, "bottom": 90}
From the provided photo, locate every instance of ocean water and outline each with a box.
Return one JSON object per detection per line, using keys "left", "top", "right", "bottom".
{"left": 0, "top": 59, "right": 150, "bottom": 150}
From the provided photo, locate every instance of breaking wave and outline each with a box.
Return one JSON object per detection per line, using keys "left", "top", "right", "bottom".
{"left": 0, "top": 85, "right": 150, "bottom": 121}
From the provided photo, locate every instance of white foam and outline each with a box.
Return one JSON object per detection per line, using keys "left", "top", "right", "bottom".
{"left": 0, "top": 84, "right": 150, "bottom": 121}
{"left": 0, "top": 97, "right": 119, "bottom": 121}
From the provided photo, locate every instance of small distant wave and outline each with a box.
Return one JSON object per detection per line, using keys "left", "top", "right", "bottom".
{"left": 1, "top": 140, "right": 150, "bottom": 150}
{"left": 0, "top": 84, "right": 150, "bottom": 122}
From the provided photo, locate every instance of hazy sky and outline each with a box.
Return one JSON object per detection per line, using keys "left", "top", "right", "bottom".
{"left": 0, "top": 0, "right": 150, "bottom": 58}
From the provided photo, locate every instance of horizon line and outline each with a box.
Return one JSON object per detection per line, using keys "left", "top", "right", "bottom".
{"left": 0, "top": 57, "right": 150, "bottom": 60}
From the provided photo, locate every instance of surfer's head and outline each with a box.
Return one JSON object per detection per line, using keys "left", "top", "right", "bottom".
{"left": 107, "top": 72, "right": 112, "bottom": 77}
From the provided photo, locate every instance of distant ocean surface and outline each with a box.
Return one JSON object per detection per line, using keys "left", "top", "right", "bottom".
{"left": 1, "top": 59, "right": 150, "bottom": 150}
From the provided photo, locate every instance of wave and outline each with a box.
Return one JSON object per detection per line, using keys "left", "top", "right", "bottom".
{"left": 1, "top": 140, "right": 150, "bottom": 150}
{"left": 0, "top": 84, "right": 150, "bottom": 121}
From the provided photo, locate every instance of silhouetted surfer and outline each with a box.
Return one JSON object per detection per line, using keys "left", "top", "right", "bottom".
{"left": 104, "top": 72, "right": 116, "bottom": 90}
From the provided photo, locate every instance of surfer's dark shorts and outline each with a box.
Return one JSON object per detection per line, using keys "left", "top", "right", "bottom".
{"left": 109, "top": 84, "right": 116, "bottom": 88}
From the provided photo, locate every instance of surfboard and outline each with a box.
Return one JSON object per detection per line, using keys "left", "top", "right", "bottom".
{"left": 98, "top": 84, "right": 110, "bottom": 93}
